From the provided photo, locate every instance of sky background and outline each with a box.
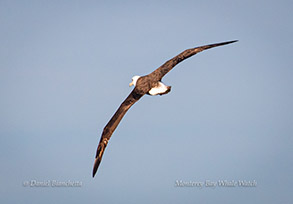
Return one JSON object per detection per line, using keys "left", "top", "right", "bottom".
{"left": 1, "top": 0, "right": 292, "bottom": 203}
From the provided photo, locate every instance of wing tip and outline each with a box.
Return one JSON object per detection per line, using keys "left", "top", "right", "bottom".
{"left": 195, "top": 40, "right": 238, "bottom": 52}
{"left": 216, "top": 40, "right": 238, "bottom": 46}
{"left": 93, "top": 138, "right": 108, "bottom": 178}
{"left": 226, "top": 40, "right": 238, "bottom": 44}
{"left": 92, "top": 158, "right": 101, "bottom": 178}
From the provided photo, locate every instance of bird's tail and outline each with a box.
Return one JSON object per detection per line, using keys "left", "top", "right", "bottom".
{"left": 92, "top": 138, "right": 108, "bottom": 177}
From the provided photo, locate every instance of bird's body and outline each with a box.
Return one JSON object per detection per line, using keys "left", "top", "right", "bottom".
{"left": 130, "top": 76, "right": 171, "bottom": 96}
{"left": 92, "top": 40, "right": 238, "bottom": 177}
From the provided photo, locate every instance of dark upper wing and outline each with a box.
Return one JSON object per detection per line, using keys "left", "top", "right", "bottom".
{"left": 148, "top": 40, "right": 238, "bottom": 81}
{"left": 92, "top": 88, "right": 143, "bottom": 177}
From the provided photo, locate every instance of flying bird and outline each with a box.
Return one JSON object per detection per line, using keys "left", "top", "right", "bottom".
{"left": 93, "top": 40, "right": 237, "bottom": 177}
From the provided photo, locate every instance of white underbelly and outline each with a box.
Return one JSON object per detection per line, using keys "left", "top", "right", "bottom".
{"left": 148, "top": 82, "right": 168, "bottom": 95}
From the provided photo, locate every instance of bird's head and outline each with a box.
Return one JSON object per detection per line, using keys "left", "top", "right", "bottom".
{"left": 129, "top": 75, "right": 141, "bottom": 87}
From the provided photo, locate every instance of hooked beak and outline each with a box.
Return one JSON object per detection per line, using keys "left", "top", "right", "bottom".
{"left": 129, "top": 81, "right": 134, "bottom": 87}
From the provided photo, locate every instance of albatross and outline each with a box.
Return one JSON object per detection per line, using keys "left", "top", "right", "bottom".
{"left": 92, "top": 40, "right": 237, "bottom": 177}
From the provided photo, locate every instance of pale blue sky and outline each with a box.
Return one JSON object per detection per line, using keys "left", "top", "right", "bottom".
{"left": 1, "top": 0, "right": 292, "bottom": 203}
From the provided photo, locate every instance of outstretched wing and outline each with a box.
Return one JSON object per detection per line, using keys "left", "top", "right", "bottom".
{"left": 149, "top": 40, "right": 238, "bottom": 81}
{"left": 92, "top": 89, "right": 143, "bottom": 177}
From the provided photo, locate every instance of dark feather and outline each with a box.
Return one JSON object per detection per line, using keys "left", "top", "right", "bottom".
{"left": 149, "top": 40, "right": 238, "bottom": 81}
{"left": 92, "top": 89, "right": 143, "bottom": 177}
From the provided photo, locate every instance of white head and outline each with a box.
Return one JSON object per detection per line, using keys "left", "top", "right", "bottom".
{"left": 129, "top": 75, "right": 141, "bottom": 87}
